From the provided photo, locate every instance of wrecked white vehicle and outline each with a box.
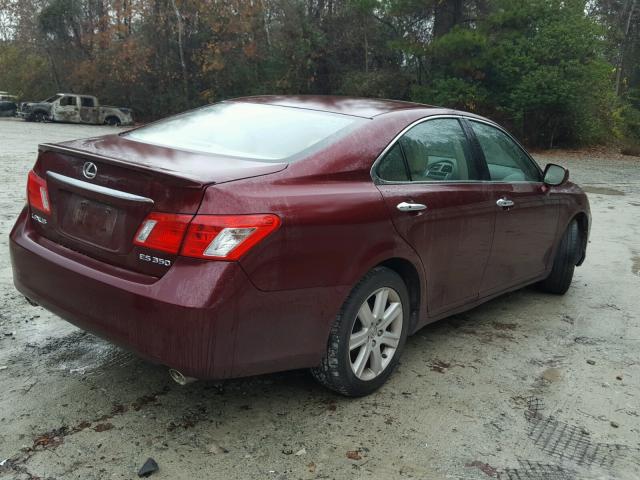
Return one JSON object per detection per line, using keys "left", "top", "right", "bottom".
{"left": 19, "top": 93, "right": 133, "bottom": 126}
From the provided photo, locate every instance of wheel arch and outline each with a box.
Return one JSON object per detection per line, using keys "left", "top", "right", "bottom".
{"left": 31, "top": 109, "right": 49, "bottom": 120}
{"left": 555, "top": 212, "right": 588, "bottom": 267}
{"left": 104, "top": 115, "right": 121, "bottom": 125}
{"left": 572, "top": 211, "right": 589, "bottom": 266}
{"left": 375, "top": 257, "right": 422, "bottom": 334}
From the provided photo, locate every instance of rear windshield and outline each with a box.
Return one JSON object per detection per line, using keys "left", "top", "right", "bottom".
{"left": 125, "top": 102, "right": 360, "bottom": 162}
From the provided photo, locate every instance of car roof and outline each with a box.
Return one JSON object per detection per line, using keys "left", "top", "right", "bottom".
{"left": 232, "top": 95, "right": 440, "bottom": 119}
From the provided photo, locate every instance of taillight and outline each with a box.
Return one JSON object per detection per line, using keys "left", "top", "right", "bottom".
{"left": 181, "top": 214, "right": 281, "bottom": 260}
{"left": 134, "top": 213, "right": 280, "bottom": 260}
{"left": 133, "top": 212, "right": 192, "bottom": 254}
{"left": 27, "top": 170, "right": 50, "bottom": 214}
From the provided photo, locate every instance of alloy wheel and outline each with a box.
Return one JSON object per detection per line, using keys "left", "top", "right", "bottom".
{"left": 349, "top": 287, "right": 403, "bottom": 381}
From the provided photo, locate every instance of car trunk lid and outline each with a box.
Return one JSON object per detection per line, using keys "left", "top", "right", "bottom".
{"left": 32, "top": 136, "right": 287, "bottom": 276}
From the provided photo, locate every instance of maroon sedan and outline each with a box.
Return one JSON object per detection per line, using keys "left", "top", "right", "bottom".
{"left": 10, "top": 96, "right": 590, "bottom": 396}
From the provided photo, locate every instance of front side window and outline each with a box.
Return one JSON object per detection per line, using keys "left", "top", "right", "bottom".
{"left": 470, "top": 121, "right": 541, "bottom": 182}
{"left": 60, "top": 96, "right": 77, "bottom": 107}
{"left": 125, "top": 102, "right": 360, "bottom": 162}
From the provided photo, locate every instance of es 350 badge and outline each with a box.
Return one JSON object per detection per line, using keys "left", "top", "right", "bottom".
{"left": 138, "top": 253, "right": 171, "bottom": 267}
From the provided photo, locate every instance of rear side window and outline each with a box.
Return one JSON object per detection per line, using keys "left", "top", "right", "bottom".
{"left": 400, "top": 118, "right": 477, "bottom": 182}
{"left": 470, "top": 121, "right": 541, "bottom": 182}
{"left": 81, "top": 97, "right": 96, "bottom": 107}
{"left": 377, "top": 143, "right": 409, "bottom": 181}
{"left": 125, "top": 102, "right": 360, "bottom": 162}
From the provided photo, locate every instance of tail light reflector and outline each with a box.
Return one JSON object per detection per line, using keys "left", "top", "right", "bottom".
{"left": 181, "top": 214, "right": 281, "bottom": 260}
{"left": 133, "top": 212, "right": 192, "bottom": 254}
{"left": 27, "top": 170, "right": 50, "bottom": 214}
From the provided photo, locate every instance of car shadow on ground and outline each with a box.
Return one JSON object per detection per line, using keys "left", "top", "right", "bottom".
{"left": 33, "top": 284, "right": 548, "bottom": 406}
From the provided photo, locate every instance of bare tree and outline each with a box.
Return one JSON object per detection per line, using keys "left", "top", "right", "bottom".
{"left": 615, "top": 0, "right": 636, "bottom": 95}
{"left": 170, "top": 0, "right": 188, "bottom": 99}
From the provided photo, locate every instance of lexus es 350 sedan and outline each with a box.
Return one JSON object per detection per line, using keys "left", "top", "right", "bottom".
{"left": 10, "top": 96, "right": 590, "bottom": 396}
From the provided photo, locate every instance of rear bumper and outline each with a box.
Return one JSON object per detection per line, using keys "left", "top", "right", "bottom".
{"left": 10, "top": 208, "right": 347, "bottom": 379}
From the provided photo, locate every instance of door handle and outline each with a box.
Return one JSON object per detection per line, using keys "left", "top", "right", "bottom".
{"left": 397, "top": 201, "right": 427, "bottom": 212}
{"left": 496, "top": 198, "right": 515, "bottom": 208}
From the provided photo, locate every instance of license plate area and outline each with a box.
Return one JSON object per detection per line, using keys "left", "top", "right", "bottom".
{"left": 59, "top": 192, "right": 121, "bottom": 250}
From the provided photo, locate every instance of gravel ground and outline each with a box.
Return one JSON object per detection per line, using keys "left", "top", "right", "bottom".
{"left": 0, "top": 117, "right": 639, "bottom": 480}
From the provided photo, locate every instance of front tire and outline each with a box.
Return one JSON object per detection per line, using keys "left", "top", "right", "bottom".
{"left": 311, "top": 267, "right": 410, "bottom": 397}
{"left": 33, "top": 112, "right": 47, "bottom": 122}
{"left": 537, "top": 220, "right": 580, "bottom": 295}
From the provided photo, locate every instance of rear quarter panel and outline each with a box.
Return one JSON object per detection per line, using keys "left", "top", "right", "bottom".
{"left": 200, "top": 173, "right": 424, "bottom": 291}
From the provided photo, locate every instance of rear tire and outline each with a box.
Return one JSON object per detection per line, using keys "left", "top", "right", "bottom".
{"left": 537, "top": 220, "right": 580, "bottom": 295}
{"left": 311, "top": 267, "right": 410, "bottom": 397}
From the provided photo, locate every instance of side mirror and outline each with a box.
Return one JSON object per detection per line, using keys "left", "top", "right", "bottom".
{"left": 543, "top": 163, "right": 569, "bottom": 186}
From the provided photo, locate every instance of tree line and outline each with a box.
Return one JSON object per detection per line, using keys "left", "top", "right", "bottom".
{"left": 0, "top": 0, "right": 638, "bottom": 148}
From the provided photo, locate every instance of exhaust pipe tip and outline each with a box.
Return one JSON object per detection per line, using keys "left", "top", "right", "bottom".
{"left": 169, "top": 368, "right": 197, "bottom": 386}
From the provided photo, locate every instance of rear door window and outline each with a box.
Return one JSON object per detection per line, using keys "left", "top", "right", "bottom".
{"left": 376, "top": 118, "right": 480, "bottom": 182}
{"left": 400, "top": 118, "right": 478, "bottom": 182}
{"left": 81, "top": 97, "right": 96, "bottom": 107}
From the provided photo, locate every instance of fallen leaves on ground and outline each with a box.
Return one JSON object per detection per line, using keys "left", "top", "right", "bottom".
{"left": 346, "top": 450, "right": 362, "bottom": 460}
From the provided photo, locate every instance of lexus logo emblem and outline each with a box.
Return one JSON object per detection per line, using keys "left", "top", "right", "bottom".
{"left": 82, "top": 162, "right": 97, "bottom": 179}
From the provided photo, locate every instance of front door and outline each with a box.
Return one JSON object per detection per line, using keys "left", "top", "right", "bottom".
{"left": 374, "top": 117, "right": 495, "bottom": 317}
{"left": 466, "top": 119, "right": 559, "bottom": 296}
{"left": 52, "top": 95, "right": 81, "bottom": 123}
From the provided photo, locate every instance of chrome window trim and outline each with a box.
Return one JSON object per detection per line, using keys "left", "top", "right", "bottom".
{"left": 47, "top": 171, "right": 154, "bottom": 204}
{"left": 370, "top": 114, "right": 543, "bottom": 185}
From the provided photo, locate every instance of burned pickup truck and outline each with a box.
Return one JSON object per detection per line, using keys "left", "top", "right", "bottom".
{"left": 19, "top": 93, "right": 133, "bottom": 126}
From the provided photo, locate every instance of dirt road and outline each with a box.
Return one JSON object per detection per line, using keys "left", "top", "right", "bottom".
{"left": 1, "top": 117, "right": 639, "bottom": 479}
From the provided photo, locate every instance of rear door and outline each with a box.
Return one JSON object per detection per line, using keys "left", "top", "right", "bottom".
{"left": 465, "top": 119, "right": 559, "bottom": 295}
{"left": 79, "top": 96, "right": 99, "bottom": 124}
{"left": 374, "top": 117, "right": 495, "bottom": 317}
